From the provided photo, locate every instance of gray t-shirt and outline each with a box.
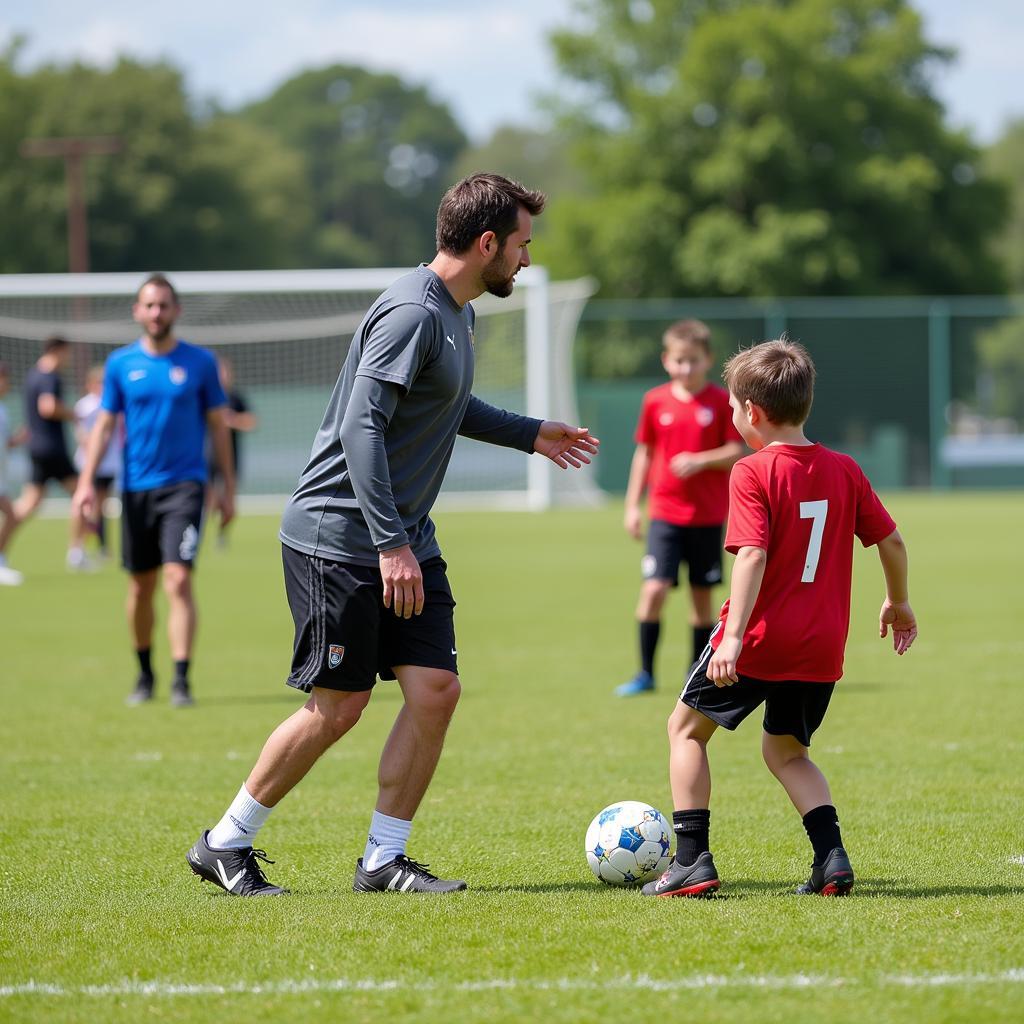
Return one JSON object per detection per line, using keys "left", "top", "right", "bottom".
{"left": 280, "top": 266, "right": 541, "bottom": 565}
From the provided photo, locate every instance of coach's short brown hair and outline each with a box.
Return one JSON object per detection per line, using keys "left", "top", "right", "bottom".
{"left": 663, "top": 319, "right": 711, "bottom": 354}
{"left": 136, "top": 273, "right": 180, "bottom": 304}
{"left": 436, "top": 173, "right": 546, "bottom": 255}
{"left": 723, "top": 339, "right": 816, "bottom": 426}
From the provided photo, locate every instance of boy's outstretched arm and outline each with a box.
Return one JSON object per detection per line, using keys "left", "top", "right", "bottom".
{"left": 876, "top": 529, "right": 917, "bottom": 655}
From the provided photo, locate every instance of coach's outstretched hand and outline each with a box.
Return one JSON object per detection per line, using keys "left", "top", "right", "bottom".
{"left": 533, "top": 422, "right": 600, "bottom": 470}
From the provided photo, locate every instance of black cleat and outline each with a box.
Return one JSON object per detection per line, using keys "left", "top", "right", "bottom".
{"left": 353, "top": 855, "right": 467, "bottom": 894}
{"left": 796, "top": 846, "right": 854, "bottom": 896}
{"left": 186, "top": 830, "right": 288, "bottom": 896}
{"left": 170, "top": 679, "right": 194, "bottom": 707}
{"left": 641, "top": 851, "right": 721, "bottom": 897}
{"left": 126, "top": 674, "right": 154, "bottom": 705}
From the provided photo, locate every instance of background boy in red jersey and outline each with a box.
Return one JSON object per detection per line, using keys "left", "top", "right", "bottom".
{"left": 617, "top": 320, "right": 744, "bottom": 697}
{"left": 643, "top": 339, "right": 917, "bottom": 899}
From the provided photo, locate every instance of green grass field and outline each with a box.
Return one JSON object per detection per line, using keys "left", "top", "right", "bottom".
{"left": 2, "top": 494, "right": 1022, "bottom": 1023}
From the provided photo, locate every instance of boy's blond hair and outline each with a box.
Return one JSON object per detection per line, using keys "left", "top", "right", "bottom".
{"left": 723, "top": 339, "right": 816, "bottom": 426}
{"left": 663, "top": 319, "right": 711, "bottom": 355}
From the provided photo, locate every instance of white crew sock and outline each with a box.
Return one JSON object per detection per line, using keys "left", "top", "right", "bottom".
{"left": 207, "top": 785, "right": 273, "bottom": 850}
{"left": 363, "top": 810, "right": 412, "bottom": 870}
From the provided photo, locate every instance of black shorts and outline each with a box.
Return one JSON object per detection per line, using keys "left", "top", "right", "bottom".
{"left": 282, "top": 544, "right": 457, "bottom": 693}
{"left": 679, "top": 641, "right": 835, "bottom": 747}
{"left": 94, "top": 475, "right": 115, "bottom": 492}
{"left": 121, "top": 481, "right": 205, "bottom": 574}
{"left": 30, "top": 452, "right": 77, "bottom": 486}
{"left": 643, "top": 520, "right": 723, "bottom": 588}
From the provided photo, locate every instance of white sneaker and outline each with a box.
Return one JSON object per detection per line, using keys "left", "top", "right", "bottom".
{"left": 66, "top": 549, "right": 95, "bottom": 572}
{"left": 0, "top": 565, "right": 24, "bottom": 586}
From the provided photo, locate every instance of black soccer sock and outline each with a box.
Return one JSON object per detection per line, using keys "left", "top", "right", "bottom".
{"left": 672, "top": 809, "right": 711, "bottom": 866}
{"left": 692, "top": 625, "right": 713, "bottom": 662}
{"left": 802, "top": 804, "right": 843, "bottom": 866}
{"left": 173, "top": 659, "right": 190, "bottom": 683}
{"left": 639, "top": 621, "right": 661, "bottom": 677}
{"left": 96, "top": 516, "right": 106, "bottom": 552}
{"left": 136, "top": 648, "right": 153, "bottom": 680}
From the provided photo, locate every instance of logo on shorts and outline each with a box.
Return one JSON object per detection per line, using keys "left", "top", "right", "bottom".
{"left": 641, "top": 554, "right": 658, "bottom": 579}
{"left": 179, "top": 524, "right": 198, "bottom": 561}
{"left": 170, "top": 365, "right": 187, "bottom": 386}
{"left": 328, "top": 644, "right": 345, "bottom": 669}
{"left": 696, "top": 405, "right": 714, "bottom": 427}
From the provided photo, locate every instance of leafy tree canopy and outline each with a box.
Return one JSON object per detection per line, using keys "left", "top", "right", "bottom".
{"left": 544, "top": 0, "right": 1007, "bottom": 297}
{"left": 243, "top": 65, "right": 467, "bottom": 267}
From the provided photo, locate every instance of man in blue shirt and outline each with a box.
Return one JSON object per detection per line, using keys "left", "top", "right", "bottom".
{"left": 74, "top": 274, "right": 234, "bottom": 707}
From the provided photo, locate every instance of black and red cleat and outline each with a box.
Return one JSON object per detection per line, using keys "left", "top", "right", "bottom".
{"left": 641, "top": 851, "right": 721, "bottom": 898}
{"left": 796, "top": 846, "right": 854, "bottom": 896}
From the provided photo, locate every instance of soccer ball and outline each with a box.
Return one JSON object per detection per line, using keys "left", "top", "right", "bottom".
{"left": 585, "top": 801, "right": 672, "bottom": 887}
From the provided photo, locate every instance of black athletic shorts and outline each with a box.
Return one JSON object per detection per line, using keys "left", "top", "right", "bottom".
{"left": 281, "top": 543, "right": 457, "bottom": 693}
{"left": 30, "top": 452, "right": 77, "bottom": 486}
{"left": 121, "top": 480, "right": 205, "bottom": 574}
{"left": 679, "top": 640, "right": 835, "bottom": 747}
{"left": 642, "top": 520, "right": 723, "bottom": 588}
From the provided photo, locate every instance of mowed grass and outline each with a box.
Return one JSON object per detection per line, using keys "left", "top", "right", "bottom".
{"left": 1, "top": 493, "right": 1022, "bottom": 1023}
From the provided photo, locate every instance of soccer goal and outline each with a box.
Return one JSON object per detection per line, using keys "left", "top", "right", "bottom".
{"left": 0, "top": 267, "right": 602, "bottom": 510}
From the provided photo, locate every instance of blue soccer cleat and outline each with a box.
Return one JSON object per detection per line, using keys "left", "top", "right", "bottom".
{"left": 615, "top": 670, "right": 655, "bottom": 697}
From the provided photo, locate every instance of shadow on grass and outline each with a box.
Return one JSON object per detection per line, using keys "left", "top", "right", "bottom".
{"left": 717, "top": 878, "right": 1024, "bottom": 899}
{"left": 852, "top": 879, "right": 1024, "bottom": 898}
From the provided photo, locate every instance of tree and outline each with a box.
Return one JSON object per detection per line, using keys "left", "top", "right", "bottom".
{"left": 984, "top": 119, "right": 1024, "bottom": 292}
{"left": 243, "top": 66, "right": 467, "bottom": 267}
{"left": 0, "top": 45, "right": 312, "bottom": 272}
{"left": 544, "top": 0, "right": 1007, "bottom": 297}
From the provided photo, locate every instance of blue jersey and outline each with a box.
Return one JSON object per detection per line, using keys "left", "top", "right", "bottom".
{"left": 102, "top": 340, "right": 226, "bottom": 491}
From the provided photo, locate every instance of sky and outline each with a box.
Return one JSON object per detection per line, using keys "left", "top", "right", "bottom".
{"left": 2, "top": 0, "right": 1019, "bottom": 145}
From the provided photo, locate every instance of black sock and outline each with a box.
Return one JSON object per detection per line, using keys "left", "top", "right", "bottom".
{"left": 802, "top": 804, "right": 843, "bottom": 866}
{"left": 672, "top": 809, "right": 711, "bottom": 866}
{"left": 173, "top": 659, "right": 190, "bottom": 683}
{"left": 96, "top": 516, "right": 106, "bottom": 551}
{"left": 639, "top": 621, "right": 660, "bottom": 677}
{"left": 136, "top": 648, "right": 153, "bottom": 679}
{"left": 692, "top": 625, "right": 713, "bottom": 663}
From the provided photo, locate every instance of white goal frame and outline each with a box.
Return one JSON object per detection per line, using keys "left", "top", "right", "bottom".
{"left": 0, "top": 267, "right": 601, "bottom": 511}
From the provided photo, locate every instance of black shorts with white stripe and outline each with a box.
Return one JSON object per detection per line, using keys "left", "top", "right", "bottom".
{"left": 280, "top": 543, "right": 457, "bottom": 693}
{"left": 679, "top": 639, "right": 836, "bottom": 748}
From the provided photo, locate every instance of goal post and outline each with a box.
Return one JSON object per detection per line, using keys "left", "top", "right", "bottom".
{"left": 0, "top": 267, "right": 602, "bottom": 510}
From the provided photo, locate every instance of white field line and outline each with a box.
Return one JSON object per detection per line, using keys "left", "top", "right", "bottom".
{"left": 2, "top": 970, "right": 1024, "bottom": 998}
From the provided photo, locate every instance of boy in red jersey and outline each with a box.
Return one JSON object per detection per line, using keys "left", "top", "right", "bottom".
{"left": 642, "top": 339, "right": 917, "bottom": 898}
{"left": 616, "top": 320, "right": 744, "bottom": 697}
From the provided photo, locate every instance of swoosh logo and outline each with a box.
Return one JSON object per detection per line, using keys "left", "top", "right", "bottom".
{"left": 215, "top": 859, "right": 245, "bottom": 892}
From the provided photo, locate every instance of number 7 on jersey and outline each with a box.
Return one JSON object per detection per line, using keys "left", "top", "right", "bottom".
{"left": 799, "top": 499, "right": 829, "bottom": 583}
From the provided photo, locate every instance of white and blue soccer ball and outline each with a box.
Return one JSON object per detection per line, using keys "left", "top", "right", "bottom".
{"left": 585, "top": 801, "right": 672, "bottom": 887}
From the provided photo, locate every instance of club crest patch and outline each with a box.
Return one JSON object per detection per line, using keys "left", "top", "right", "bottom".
{"left": 696, "top": 405, "right": 714, "bottom": 426}
{"left": 328, "top": 644, "right": 345, "bottom": 669}
{"left": 170, "top": 365, "right": 188, "bottom": 385}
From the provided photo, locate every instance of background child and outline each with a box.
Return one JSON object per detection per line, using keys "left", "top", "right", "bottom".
{"left": 617, "top": 319, "right": 744, "bottom": 697}
{"left": 71, "top": 365, "right": 123, "bottom": 566}
{"left": 643, "top": 339, "right": 917, "bottom": 899}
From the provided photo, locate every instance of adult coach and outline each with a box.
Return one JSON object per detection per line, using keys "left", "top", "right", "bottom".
{"left": 73, "top": 274, "right": 235, "bottom": 707}
{"left": 186, "top": 173, "right": 599, "bottom": 897}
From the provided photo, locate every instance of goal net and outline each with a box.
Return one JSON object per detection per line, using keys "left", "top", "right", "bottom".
{"left": 0, "top": 268, "right": 602, "bottom": 510}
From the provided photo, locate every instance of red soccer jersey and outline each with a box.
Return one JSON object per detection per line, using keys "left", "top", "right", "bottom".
{"left": 635, "top": 383, "right": 742, "bottom": 526}
{"left": 712, "top": 443, "right": 896, "bottom": 682}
